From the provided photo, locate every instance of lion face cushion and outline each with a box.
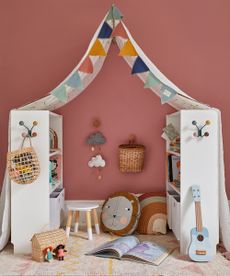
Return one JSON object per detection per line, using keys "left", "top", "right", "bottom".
{"left": 101, "top": 192, "right": 140, "bottom": 236}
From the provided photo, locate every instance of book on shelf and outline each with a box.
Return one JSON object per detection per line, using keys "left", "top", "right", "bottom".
{"left": 169, "top": 137, "right": 180, "bottom": 153}
{"left": 169, "top": 146, "right": 180, "bottom": 153}
{"left": 86, "top": 235, "right": 173, "bottom": 266}
{"left": 168, "top": 155, "right": 180, "bottom": 185}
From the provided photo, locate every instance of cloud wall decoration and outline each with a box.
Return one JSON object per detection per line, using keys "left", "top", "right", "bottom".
{"left": 87, "top": 131, "right": 106, "bottom": 145}
{"left": 88, "top": 155, "right": 106, "bottom": 168}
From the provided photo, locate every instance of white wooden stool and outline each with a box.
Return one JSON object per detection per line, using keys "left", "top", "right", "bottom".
{"left": 66, "top": 202, "right": 100, "bottom": 240}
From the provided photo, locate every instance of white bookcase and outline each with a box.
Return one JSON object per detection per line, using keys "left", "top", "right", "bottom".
{"left": 166, "top": 110, "right": 219, "bottom": 255}
{"left": 10, "top": 110, "right": 64, "bottom": 254}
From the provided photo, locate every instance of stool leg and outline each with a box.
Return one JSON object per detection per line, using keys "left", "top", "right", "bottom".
{"left": 74, "top": 211, "right": 80, "bottom": 233}
{"left": 93, "top": 208, "right": 100, "bottom": 234}
{"left": 86, "top": 211, "right": 93, "bottom": 240}
{"left": 66, "top": 210, "right": 73, "bottom": 237}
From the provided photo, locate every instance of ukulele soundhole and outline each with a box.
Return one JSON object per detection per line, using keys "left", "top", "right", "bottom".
{"left": 197, "top": 234, "right": 204, "bottom": 242}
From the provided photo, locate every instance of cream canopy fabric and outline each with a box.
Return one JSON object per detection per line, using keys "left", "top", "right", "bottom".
{"left": 20, "top": 6, "right": 209, "bottom": 111}
{"left": 0, "top": 5, "right": 229, "bottom": 252}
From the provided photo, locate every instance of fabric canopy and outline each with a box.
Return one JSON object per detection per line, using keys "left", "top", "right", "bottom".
{"left": 0, "top": 5, "right": 229, "bottom": 252}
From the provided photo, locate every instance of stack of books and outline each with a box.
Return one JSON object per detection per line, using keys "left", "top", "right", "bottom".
{"left": 169, "top": 137, "right": 180, "bottom": 153}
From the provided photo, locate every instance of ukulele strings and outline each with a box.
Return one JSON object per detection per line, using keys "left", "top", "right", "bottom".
{"left": 195, "top": 202, "right": 202, "bottom": 232}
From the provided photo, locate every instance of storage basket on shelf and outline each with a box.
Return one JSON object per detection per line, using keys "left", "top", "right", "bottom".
{"left": 7, "top": 137, "right": 40, "bottom": 184}
{"left": 31, "top": 229, "right": 67, "bottom": 262}
{"left": 119, "top": 136, "right": 145, "bottom": 173}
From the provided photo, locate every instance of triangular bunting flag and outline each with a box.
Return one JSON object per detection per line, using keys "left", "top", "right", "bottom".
{"left": 112, "top": 22, "right": 128, "bottom": 39}
{"left": 106, "top": 5, "right": 123, "bottom": 21}
{"left": 98, "top": 21, "right": 113, "bottom": 38}
{"left": 89, "top": 39, "right": 107, "bottom": 56}
{"left": 112, "top": 5, "right": 123, "bottom": 20}
{"left": 78, "top": 56, "right": 93, "bottom": 73}
{"left": 65, "top": 71, "right": 82, "bottom": 89}
{"left": 119, "top": 40, "right": 138, "bottom": 56}
{"left": 51, "top": 84, "right": 68, "bottom": 103}
{"left": 144, "top": 72, "right": 162, "bottom": 88}
{"left": 106, "top": 7, "right": 113, "bottom": 21}
{"left": 160, "top": 85, "right": 177, "bottom": 104}
{"left": 131, "top": 56, "right": 149, "bottom": 74}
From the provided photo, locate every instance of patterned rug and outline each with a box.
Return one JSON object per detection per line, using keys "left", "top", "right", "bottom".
{"left": 0, "top": 231, "right": 230, "bottom": 275}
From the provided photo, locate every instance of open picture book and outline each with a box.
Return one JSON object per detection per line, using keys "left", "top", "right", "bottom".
{"left": 86, "top": 235, "right": 172, "bottom": 265}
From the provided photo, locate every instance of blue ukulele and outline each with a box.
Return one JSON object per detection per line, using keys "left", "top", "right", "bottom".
{"left": 188, "top": 185, "right": 213, "bottom": 262}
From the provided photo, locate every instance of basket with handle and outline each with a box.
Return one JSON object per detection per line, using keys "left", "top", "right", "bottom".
{"left": 7, "top": 136, "right": 40, "bottom": 184}
{"left": 119, "top": 135, "right": 145, "bottom": 173}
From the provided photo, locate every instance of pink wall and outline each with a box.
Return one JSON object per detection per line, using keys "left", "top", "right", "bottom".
{"left": 1, "top": 0, "right": 230, "bottom": 199}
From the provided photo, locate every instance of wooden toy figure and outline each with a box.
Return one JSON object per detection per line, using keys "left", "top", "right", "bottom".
{"left": 43, "top": 246, "right": 55, "bottom": 262}
{"left": 56, "top": 244, "right": 67, "bottom": 261}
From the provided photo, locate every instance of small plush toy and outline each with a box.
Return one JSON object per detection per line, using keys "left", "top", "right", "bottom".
{"left": 50, "top": 159, "right": 58, "bottom": 179}
{"left": 43, "top": 246, "right": 55, "bottom": 262}
{"left": 56, "top": 244, "right": 67, "bottom": 261}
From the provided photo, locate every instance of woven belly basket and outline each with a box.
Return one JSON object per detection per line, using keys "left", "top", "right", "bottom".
{"left": 119, "top": 139, "right": 145, "bottom": 173}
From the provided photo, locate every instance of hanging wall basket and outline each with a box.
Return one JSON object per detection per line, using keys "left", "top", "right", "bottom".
{"left": 7, "top": 137, "right": 40, "bottom": 184}
{"left": 119, "top": 136, "right": 145, "bottom": 173}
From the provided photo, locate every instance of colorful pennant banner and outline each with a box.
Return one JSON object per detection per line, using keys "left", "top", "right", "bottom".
{"left": 131, "top": 56, "right": 149, "bottom": 74}
{"left": 65, "top": 71, "right": 82, "bottom": 89}
{"left": 106, "top": 5, "right": 123, "bottom": 21}
{"left": 112, "top": 22, "right": 128, "bottom": 39}
{"left": 51, "top": 84, "right": 68, "bottom": 103}
{"left": 160, "top": 85, "right": 177, "bottom": 104}
{"left": 89, "top": 39, "right": 107, "bottom": 56}
{"left": 98, "top": 21, "right": 113, "bottom": 39}
{"left": 78, "top": 56, "right": 93, "bottom": 74}
{"left": 119, "top": 40, "right": 138, "bottom": 56}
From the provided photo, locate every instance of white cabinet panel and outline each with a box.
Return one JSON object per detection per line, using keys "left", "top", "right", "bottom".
{"left": 50, "top": 188, "right": 65, "bottom": 229}
{"left": 166, "top": 110, "right": 219, "bottom": 255}
{"left": 171, "top": 196, "right": 180, "bottom": 240}
{"left": 10, "top": 110, "right": 63, "bottom": 254}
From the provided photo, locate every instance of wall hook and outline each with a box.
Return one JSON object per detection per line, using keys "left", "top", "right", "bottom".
{"left": 19, "top": 121, "right": 38, "bottom": 138}
{"left": 192, "top": 120, "right": 211, "bottom": 137}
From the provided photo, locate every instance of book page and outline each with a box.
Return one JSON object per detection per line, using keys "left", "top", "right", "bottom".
{"left": 122, "top": 241, "right": 170, "bottom": 265}
{"left": 86, "top": 236, "right": 139, "bottom": 258}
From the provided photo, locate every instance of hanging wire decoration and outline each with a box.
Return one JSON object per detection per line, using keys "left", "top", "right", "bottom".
{"left": 86, "top": 118, "right": 106, "bottom": 180}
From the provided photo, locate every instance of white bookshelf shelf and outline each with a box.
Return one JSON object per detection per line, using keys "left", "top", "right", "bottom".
{"left": 10, "top": 110, "right": 63, "bottom": 254}
{"left": 165, "top": 110, "right": 219, "bottom": 256}
{"left": 167, "top": 150, "right": 180, "bottom": 157}
{"left": 168, "top": 182, "right": 180, "bottom": 194}
{"left": 49, "top": 149, "right": 62, "bottom": 157}
{"left": 49, "top": 180, "right": 62, "bottom": 194}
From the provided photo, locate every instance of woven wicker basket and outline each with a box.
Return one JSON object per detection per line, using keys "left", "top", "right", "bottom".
{"left": 119, "top": 142, "right": 145, "bottom": 173}
{"left": 7, "top": 137, "right": 40, "bottom": 184}
{"left": 31, "top": 229, "right": 67, "bottom": 262}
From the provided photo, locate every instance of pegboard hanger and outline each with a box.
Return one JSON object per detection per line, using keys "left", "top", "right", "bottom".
{"left": 19, "top": 121, "right": 38, "bottom": 138}
{"left": 192, "top": 120, "right": 211, "bottom": 138}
